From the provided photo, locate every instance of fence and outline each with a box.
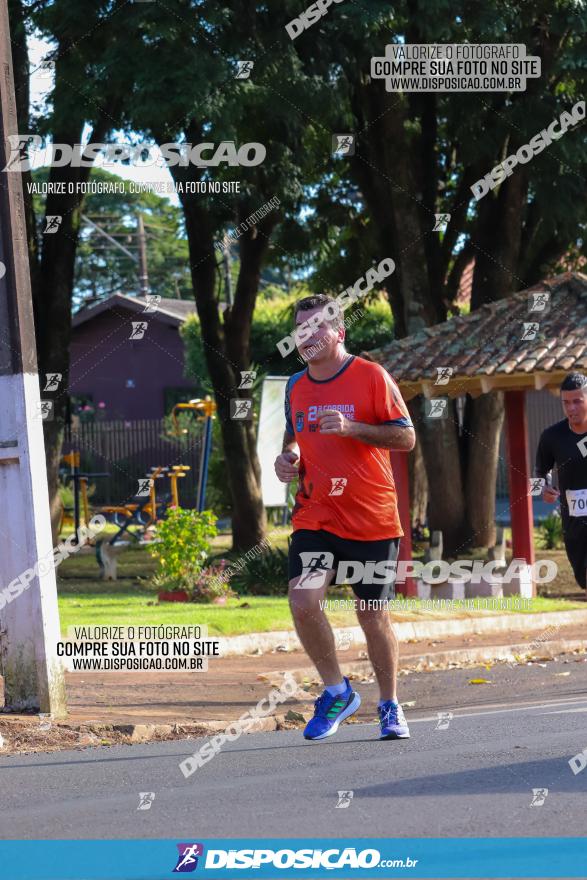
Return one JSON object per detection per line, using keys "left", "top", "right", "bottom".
{"left": 62, "top": 391, "right": 563, "bottom": 516}
{"left": 63, "top": 419, "right": 203, "bottom": 508}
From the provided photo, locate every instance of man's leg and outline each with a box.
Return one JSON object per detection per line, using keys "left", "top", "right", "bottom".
{"left": 288, "top": 570, "right": 341, "bottom": 685}
{"left": 355, "top": 601, "right": 398, "bottom": 702}
{"left": 563, "top": 520, "right": 587, "bottom": 595}
{"left": 288, "top": 532, "right": 362, "bottom": 741}
{"left": 350, "top": 535, "right": 401, "bottom": 701}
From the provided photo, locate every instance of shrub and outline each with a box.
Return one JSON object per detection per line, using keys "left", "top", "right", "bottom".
{"left": 58, "top": 481, "right": 75, "bottom": 510}
{"left": 540, "top": 510, "right": 563, "bottom": 550}
{"left": 190, "top": 559, "right": 237, "bottom": 603}
{"left": 149, "top": 508, "right": 231, "bottom": 600}
{"left": 228, "top": 548, "right": 289, "bottom": 596}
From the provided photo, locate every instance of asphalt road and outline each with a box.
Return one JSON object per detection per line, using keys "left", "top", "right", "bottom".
{"left": 1, "top": 660, "right": 587, "bottom": 840}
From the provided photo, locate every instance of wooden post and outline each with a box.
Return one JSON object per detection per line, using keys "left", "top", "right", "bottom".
{"left": 504, "top": 390, "right": 536, "bottom": 597}
{"left": 0, "top": 1, "right": 67, "bottom": 714}
{"left": 390, "top": 450, "right": 417, "bottom": 596}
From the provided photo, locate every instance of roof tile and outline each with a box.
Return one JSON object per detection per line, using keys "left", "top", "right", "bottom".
{"left": 366, "top": 273, "right": 587, "bottom": 384}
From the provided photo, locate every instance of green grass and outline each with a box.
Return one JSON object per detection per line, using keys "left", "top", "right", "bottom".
{"left": 59, "top": 594, "right": 294, "bottom": 636}
{"left": 57, "top": 591, "right": 586, "bottom": 638}
{"left": 56, "top": 527, "right": 584, "bottom": 637}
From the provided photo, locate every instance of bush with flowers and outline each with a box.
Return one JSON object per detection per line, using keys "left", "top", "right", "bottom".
{"left": 148, "top": 508, "right": 235, "bottom": 602}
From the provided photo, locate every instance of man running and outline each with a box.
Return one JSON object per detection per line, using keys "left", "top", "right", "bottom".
{"left": 535, "top": 372, "right": 587, "bottom": 592}
{"left": 274, "top": 294, "right": 415, "bottom": 741}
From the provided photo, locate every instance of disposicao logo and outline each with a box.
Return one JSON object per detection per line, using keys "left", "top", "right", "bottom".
{"left": 173, "top": 843, "right": 204, "bottom": 872}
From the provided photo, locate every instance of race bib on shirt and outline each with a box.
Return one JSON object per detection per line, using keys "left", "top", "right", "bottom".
{"left": 566, "top": 488, "right": 587, "bottom": 517}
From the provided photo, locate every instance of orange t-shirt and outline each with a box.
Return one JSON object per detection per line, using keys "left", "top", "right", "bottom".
{"left": 284, "top": 355, "right": 412, "bottom": 540}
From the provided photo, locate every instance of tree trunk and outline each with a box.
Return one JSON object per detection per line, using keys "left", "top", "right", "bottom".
{"left": 342, "top": 20, "right": 567, "bottom": 560}
{"left": 463, "top": 172, "right": 526, "bottom": 549}
{"left": 409, "top": 397, "right": 468, "bottom": 554}
{"left": 31, "top": 124, "right": 108, "bottom": 544}
{"left": 10, "top": 9, "right": 112, "bottom": 543}
{"left": 408, "top": 436, "right": 428, "bottom": 528}
{"left": 349, "top": 82, "right": 473, "bottom": 554}
{"left": 173, "top": 155, "right": 269, "bottom": 552}
{"left": 463, "top": 393, "right": 505, "bottom": 549}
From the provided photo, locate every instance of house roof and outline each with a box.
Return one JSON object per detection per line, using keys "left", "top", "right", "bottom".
{"left": 72, "top": 293, "right": 197, "bottom": 328}
{"left": 364, "top": 272, "right": 587, "bottom": 400}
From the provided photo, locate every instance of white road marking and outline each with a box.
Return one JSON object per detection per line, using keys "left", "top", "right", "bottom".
{"left": 539, "top": 707, "right": 587, "bottom": 715}
{"left": 409, "top": 696, "right": 587, "bottom": 724}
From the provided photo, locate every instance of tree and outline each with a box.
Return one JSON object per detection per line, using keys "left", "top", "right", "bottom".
{"left": 9, "top": 0, "right": 140, "bottom": 540}
{"left": 12, "top": 0, "right": 586, "bottom": 555}
{"left": 29, "top": 166, "right": 192, "bottom": 306}
{"left": 116, "top": 0, "right": 330, "bottom": 550}
{"left": 286, "top": 0, "right": 587, "bottom": 552}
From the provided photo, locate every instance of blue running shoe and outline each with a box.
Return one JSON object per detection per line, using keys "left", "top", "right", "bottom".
{"left": 303, "top": 678, "right": 361, "bottom": 741}
{"left": 378, "top": 700, "right": 410, "bottom": 740}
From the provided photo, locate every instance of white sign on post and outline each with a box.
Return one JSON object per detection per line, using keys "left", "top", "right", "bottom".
{"left": 256, "top": 377, "right": 289, "bottom": 508}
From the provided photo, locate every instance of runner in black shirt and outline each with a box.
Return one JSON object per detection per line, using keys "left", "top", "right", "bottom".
{"left": 535, "top": 373, "right": 587, "bottom": 589}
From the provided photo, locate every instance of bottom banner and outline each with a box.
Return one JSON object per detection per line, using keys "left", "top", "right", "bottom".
{"left": 0, "top": 838, "right": 586, "bottom": 879}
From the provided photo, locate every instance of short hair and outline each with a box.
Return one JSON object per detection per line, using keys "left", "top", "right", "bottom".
{"left": 293, "top": 294, "right": 343, "bottom": 331}
{"left": 560, "top": 372, "right": 587, "bottom": 391}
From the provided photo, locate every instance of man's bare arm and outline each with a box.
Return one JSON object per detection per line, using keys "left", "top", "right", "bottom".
{"left": 347, "top": 421, "right": 416, "bottom": 451}
{"left": 282, "top": 431, "right": 298, "bottom": 453}
{"left": 317, "top": 409, "right": 415, "bottom": 450}
{"left": 274, "top": 433, "right": 300, "bottom": 483}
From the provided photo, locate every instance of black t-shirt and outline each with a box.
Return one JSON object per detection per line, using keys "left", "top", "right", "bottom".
{"left": 535, "top": 418, "right": 587, "bottom": 520}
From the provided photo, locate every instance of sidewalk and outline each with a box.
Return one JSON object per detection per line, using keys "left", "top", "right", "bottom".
{"left": 63, "top": 619, "right": 587, "bottom": 725}
{"left": 1, "top": 614, "right": 586, "bottom": 753}
{"left": 213, "top": 607, "right": 587, "bottom": 655}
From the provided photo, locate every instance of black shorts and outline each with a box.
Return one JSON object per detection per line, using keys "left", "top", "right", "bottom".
{"left": 563, "top": 516, "right": 587, "bottom": 589}
{"left": 288, "top": 528, "right": 400, "bottom": 601}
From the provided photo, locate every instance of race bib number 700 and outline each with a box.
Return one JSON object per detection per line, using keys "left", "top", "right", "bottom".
{"left": 566, "top": 488, "right": 587, "bottom": 517}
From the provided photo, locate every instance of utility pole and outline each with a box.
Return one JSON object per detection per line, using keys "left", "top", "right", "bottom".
{"left": 137, "top": 213, "right": 149, "bottom": 297}
{"left": 80, "top": 213, "right": 150, "bottom": 299}
{"left": 0, "top": 0, "right": 67, "bottom": 715}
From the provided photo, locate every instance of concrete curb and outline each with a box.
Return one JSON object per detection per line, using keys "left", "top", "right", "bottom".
{"left": 2, "top": 638, "right": 585, "bottom": 754}
{"left": 338, "top": 637, "right": 587, "bottom": 674}
{"left": 216, "top": 609, "right": 587, "bottom": 656}
{"left": 64, "top": 638, "right": 587, "bottom": 739}
{"left": 183, "top": 637, "right": 587, "bottom": 741}
{"left": 109, "top": 719, "right": 281, "bottom": 740}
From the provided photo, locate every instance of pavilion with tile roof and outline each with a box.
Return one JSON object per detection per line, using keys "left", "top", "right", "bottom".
{"left": 364, "top": 272, "right": 587, "bottom": 597}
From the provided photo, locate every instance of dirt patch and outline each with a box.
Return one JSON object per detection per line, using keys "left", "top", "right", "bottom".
{"left": 0, "top": 714, "right": 313, "bottom": 757}
{"left": 0, "top": 718, "right": 131, "bottom": 755}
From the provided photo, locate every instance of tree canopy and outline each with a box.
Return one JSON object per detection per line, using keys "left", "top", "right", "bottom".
{"left": 10, "top": 0, "right": 586, "bottom": 549}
